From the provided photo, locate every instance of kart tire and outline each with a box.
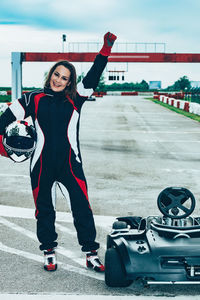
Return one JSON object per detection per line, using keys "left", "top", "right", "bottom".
{"left": 105, "top": 247, "right": 132, "bottom": 287}
{"left": 112, "top": 221, "right": 127, "bottom": 230}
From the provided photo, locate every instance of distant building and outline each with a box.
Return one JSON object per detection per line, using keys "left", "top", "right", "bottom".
{"left": 149, "top": 81, "right": 161, "bottom": 89}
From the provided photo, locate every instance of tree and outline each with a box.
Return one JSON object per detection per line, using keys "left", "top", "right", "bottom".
{"left": 139, "top": 80, "right": 149, "bottom": 91}
{"left": 177, "top": 76, "right": 191, "bottom": 91}
{"left": 166, "top": 76, "right": 191, "bottom": 91}
{"left": 96, "top": 74, "right": 106, "bottom": 91}
{"left": 77, "top": 72, "right": 85, "bottom": 84}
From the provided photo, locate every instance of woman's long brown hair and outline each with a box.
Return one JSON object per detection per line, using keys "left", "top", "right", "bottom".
{"left": 44, "top": 60, "right": 77, "bottom": 99}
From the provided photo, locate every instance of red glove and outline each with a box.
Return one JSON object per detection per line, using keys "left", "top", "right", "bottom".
{"left": 0, "top": 135, "right": 8, "bottom": 158}
{"left": 99, "top": 32, "right": 117, "bottom": 56}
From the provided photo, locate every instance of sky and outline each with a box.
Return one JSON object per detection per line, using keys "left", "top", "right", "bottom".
{"left": 0, "top": 0, "right": 200, "bottom": 88}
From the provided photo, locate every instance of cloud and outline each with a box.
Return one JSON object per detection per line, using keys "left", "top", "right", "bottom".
{"left": 131, "top": 0, "right": 200, "bottom": 45}
{"left": 0, "top": 0, "right": 200, "bottom": 87}
{"left": 0, "top": 0, "right": 119, "bottom": 31}
{"left": 1, "top": 0, "right": 199, "bottom": 51}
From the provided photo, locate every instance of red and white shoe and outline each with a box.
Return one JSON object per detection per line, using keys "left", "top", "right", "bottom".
{"left": 44, "top": 248, "right": 57, "bottom": 272}
{"left": 86, "top": 251, "right": 105, "bottom": 272}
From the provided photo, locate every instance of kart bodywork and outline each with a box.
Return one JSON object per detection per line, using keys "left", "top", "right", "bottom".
{"left": 105, "top": 187, "right": 200, "bottom": 287}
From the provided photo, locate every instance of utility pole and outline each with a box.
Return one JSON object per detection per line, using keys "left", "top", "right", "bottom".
{"left": 62, "top": 34, "right": 66, "bottom": 52}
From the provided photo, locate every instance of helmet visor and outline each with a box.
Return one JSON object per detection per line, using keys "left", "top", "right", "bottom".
{"left": 4, "top": 136, "right": 35, "bottom": 152}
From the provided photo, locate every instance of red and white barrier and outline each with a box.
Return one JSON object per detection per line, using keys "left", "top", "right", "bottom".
{"left": 0, "top": 90, "right": 141, "bottom": 97}
{"left": 0, "top": 90, "right": 27, "bottom": 96}
{"left": 0, "top": 91, "right": 8, "bottom": 96}
{"left": 156, "top": 95, "right": 200, "bottom": 116}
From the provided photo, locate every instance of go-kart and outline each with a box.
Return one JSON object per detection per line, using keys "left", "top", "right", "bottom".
{"left": 105, "top": 187, "right": 200, "bottom": 287}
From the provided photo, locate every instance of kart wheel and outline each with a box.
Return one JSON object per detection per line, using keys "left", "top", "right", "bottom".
{"left": 105, "top": 247, "right": 132, "bottom": 287}
{"left": 112, "top": 221, "right": 127, "bottom": 230}
{"left": 106, "top": 235, "right": 113, "bottom": 249}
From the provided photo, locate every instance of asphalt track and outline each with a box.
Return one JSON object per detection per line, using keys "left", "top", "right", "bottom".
{"left": 1, "top": 95, "right": 200, "bottom": 299}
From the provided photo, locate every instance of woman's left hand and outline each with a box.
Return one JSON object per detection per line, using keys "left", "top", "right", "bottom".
{"left": 99, "top": 32, "right": 117, "bottom": 56}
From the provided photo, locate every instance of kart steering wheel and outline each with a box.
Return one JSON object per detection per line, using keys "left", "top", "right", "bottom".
{"left": 157, "top": 187, "right": 195, "bottom": 219}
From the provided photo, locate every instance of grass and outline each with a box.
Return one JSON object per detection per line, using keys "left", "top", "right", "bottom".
{"left": 0, "top": 87, "right": 38, "bottom": 103}
{"left": 147, "top": 97, "right": 200, "bottom": 123}
{"left": 0, "top": 87, "right": 11, "bottom": 91}
{"left": 0, "top": 95, "right": 11, "bottom": 103}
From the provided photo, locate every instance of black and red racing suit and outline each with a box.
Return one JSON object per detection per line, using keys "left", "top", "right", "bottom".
{"left": 0, "top": 53, "right": 107, "bottom": 251}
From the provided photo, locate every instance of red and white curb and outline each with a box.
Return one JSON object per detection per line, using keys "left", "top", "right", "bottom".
{"left": 155, "top": 95, "right": 200, "bottom": 116}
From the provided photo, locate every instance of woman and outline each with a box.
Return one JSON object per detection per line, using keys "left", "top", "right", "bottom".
{"left": 0, "top": 32, "right": 117, "bottom": 272}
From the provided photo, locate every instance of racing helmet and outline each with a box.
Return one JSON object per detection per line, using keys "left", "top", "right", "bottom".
{"left": 3, "top": 120, "right": 37, "bottom": 163}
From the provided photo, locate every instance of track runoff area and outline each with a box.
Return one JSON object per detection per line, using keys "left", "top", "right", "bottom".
{"left": 1, "top": 295, "right": 200, "bottom": 300}
{"left": 1, "top": 94, "right": 200, "bottom": 298}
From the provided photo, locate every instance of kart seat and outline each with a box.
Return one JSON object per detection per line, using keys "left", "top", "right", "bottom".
{"left": 150, "top": 220, "right": 200, "bottom": 239}
{"left": 117, "top": 216, "right": 142, "bottom": 229}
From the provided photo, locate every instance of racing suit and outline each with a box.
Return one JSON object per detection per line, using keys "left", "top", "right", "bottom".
{"left": 0, "top": 53, "right": 107, "bottom": 251}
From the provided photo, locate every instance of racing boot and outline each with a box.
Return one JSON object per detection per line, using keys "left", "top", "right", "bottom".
{"left": 44, "top": 248, "right": 57, "bottom": 271}
{"left": 86, "top": 250, "right": 105, "bottom": 272}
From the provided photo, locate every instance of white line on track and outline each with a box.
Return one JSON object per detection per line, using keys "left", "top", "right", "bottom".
{"left": 82, "top": 129, "right": 200, "bottom": 134}
{"left": 56, "top": 222, "right": 76, "bottom": 236}
{"left": 0, "top": 205, "right": 111, "bottom": 280}
{"left": 146, "top": 140, "right": 200, "bottom": 143}
{"left": 57, "top": 246, "right": 85, "bottom": 267}
{"left": 0, "top": 173, "right": 29, "bottom": 178}
{"left": 0, "top": 216, "right": 37, "bottom": 240}
{"left": 55, "top": 223, "right": 107, "bottom": 260}
{"left": 0, "top": 205, "right": 115, "bottom": 228}
{"left": 0, "top": 216, "right": 103, "bottom": 268}
{"left": 0, "top": 242, "right": 103, "bottom": 281}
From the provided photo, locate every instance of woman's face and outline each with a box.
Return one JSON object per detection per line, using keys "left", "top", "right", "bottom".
{"left": 50, "top": 65, "right": 71, "bottom": 92}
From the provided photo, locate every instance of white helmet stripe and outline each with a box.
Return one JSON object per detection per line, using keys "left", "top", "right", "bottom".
{"left": 3, "top": 120, "right": 36, "bottom": 163}
{"left": 31, "top": 119, "right": 44, "bottom": 172}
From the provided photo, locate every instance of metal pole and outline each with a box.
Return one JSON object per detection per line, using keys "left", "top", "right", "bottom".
{"left": 11, "top": 52, "right": 22, "bottom": 101}
{"left": 62, "top": 34, "right": 66, "bottom": 52}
